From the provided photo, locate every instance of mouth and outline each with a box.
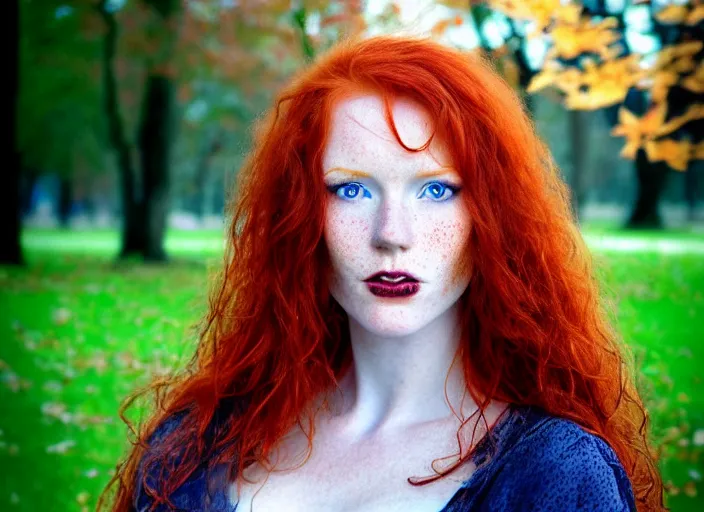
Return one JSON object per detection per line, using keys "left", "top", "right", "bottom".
{"left": 363, "top": 271, "right": 421, "bottom": 298}
{"left": 363, "top": 271, "right": 420, "bottom": 283}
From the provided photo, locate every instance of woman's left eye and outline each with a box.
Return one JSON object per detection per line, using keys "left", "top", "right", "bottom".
{"left": 419, "top": 182, "right": 460, "bottom": 201}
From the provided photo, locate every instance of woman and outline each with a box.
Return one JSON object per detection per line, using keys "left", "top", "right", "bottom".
{"left": 102, "top": 35, "right": 665, "bottom": 511}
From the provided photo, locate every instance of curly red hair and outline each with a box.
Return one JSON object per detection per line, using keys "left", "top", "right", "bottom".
{"left": 101, "top": 35, "right": 665, "bottom": 511}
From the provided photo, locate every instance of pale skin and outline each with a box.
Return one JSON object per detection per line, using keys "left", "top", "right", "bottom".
{"left": 230, "top": 94, "right": 507, "bottom": 512}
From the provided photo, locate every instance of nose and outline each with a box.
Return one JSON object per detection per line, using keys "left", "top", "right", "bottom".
{"left": 372, "top": 196, "right": 413, "bottom": 253}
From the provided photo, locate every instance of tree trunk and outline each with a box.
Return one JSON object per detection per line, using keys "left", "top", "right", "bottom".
{"left": 567, "top": 109, "right": 589, "bottom": 221}
{"left": 137, "top": 74, "right": 173, "bottom": 261}
{"left": 99, "top": 1, "right": 145, "bottom": 258}
{"left": 685, "top": 164, "right": 700, "bottom": 222}
{"left": 57, "top": 175, "right": 73, "bottom": 228}
{"left": 627, "top": 149, "right": 669, "bottom": 229}
{"left": 20, "top": 168, "right": 38, "bottom": 216}
{"left": 132, "top": 0, "right": 181, "bottom": 261}
{"left": 190, "top": 130, "right": 222, "bottom": 220}
{"left": 2, "top": 0, "right": 23, "bottom": 265}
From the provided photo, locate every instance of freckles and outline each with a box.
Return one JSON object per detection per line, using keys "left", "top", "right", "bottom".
{"left": 419, "top": 219, "right": 469, "bottom": 284}
{"left": 327, "top": 215, "right": 371, "bottom": 270}
{"left": 423, "top": 220, "right": 465, "bottom": 250}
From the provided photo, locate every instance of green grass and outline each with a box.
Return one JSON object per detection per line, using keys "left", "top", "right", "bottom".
{"left": 1, "top": 228, "right": 702, "bottom": 511}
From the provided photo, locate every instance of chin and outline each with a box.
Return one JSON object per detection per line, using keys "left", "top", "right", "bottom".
{"left": 355, "top": 310, "right": 431, "bottom": 338}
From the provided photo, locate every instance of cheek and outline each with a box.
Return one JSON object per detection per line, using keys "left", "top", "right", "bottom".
{"left": 418, "top": 215, "right": 471, "bottom": 295}
{"left": 324, "top": 206, "right": 371, "bottom": 269}
{"left": 418, "top": 218, "right": 470, "bottom": 261}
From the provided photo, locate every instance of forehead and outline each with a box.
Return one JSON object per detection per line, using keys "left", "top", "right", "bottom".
{"left": 322, "top": 94, "right": 452, "bottom": 174}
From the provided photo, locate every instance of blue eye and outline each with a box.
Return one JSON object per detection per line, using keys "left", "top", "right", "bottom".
{"left": 327, "top": 182, "right": 372, "bottom": 201}
{"left": 419, "top": 181, "right": 460, "bottom": 202}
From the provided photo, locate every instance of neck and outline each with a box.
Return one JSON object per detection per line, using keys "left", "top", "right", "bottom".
{"left": 329, "top": 302, "right": 475, "bottom": 438}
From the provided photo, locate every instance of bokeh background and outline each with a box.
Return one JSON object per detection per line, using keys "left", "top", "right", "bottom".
{"left": 1, "top": 0, "right": 703, "bottom": 510}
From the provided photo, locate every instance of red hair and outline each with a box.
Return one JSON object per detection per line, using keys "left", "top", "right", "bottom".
{"left": 101, "top": 35, "right": 664, "bottom": 511}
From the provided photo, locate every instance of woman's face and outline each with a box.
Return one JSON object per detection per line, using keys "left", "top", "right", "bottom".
{"left": 322, "top": 94, "right": 472, "bottom": 337}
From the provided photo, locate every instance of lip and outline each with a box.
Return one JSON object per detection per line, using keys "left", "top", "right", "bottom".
{"left": 365, "top": 279, "right": 420, "bottom": 298}
{"left": 363, "top": 271, "right": 420, "bottom": 283}
{"left": 363, "top": 271, "right": 421, "bottom": 299}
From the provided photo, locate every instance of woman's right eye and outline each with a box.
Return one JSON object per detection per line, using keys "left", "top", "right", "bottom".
{"left": 327, "top": 182, "right": 372, "bottom": 200}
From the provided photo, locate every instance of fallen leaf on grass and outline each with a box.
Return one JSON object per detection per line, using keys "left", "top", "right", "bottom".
{"left": 665, "top": 480, "right": 680, "bottom": 496}
{"left": 41, "top": 401, "right": 68, "bottom": 420}
{"left": 677, "top": 347, "right": 693, "bottom": 358}
{"left": 116, "top": 351, "right": 144, "bottom": 371}
{"left": 74, "top": 352, "right": 109, "bottom": 374}
{"left": 46, "top": 440, "right": 76, "bottom": 454}
{"left": 76, "top": 491, "right": 90, "bottom": 505}
{"left": 52, "top": 308, "right": 72, "bottom": 326}
{"left": 42, "top": 380, "right": 64, "bottom": 393}
{"left": 683, "top": 481, "right": 698, "bottom": 497}
{"left": 84, "top": 283, "right": 102, "bottom": 294}
{"left": 693, "top": 429, "right": 704, "bottom": 446}
{"left": 1, "top": 371, "right": 30, "bottom": 393}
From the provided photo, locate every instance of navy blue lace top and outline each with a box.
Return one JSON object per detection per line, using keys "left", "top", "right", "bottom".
{"left": 133, "top": 405, "right": 637, "bottom": 511}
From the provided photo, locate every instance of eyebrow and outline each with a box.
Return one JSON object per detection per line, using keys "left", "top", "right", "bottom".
{"left": 323, "top": 167, "right": 457, "bottom": 179}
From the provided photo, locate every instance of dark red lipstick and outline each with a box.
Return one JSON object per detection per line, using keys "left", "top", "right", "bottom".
{"left": 363, "top": 271, "right": 420, "bottom": 298}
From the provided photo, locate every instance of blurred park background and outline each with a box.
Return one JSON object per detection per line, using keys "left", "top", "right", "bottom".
{"left": 1, "top": 0, "right": 703, "bottom": 510}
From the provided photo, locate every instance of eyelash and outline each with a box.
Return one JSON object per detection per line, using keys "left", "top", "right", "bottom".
{"left": 326, "top": 181, "right": 461, "bottom": 202}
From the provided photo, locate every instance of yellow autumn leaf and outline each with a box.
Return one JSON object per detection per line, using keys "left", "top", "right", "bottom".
{"left": 550, "top": 19, "right": 620, "bottom": 60}
{"left": 615, "top": 106, "right": 639, "bottom": 129}
{"left": 431, "top": 18, "right": 452, "bottom": 38}
{"left": 565, "top": 85, "right": 625, "bottom": 110}
{"left": 672, "top": 41, "right": 704, "bottom": 59}
{"left": 619, "top": 138, "right": 641, "bottom": 160}
{"left": 654, "top": 41, "right": 703, "bottom": 70}
{"left": 682, "top": 63, "right": 704, "bottom": 93}
{"left": 672, "top": 54, "right": 696, "bottom": 74}
{"left": 656, "top": 103, "right": 704, "bottom": 136}
{"left": 641, "top": 103, "right": 669, "bottom": 133}
{"left": 527, "top": 68, "right": 559, "bottom": 93}
{"left": 651, "top": 71, "right": 679, "bottom": 103}
{"left": 489, "top": 0, "right": 561, "bottom": 34}
{"left": 687, "top": 5, "right": 704, "bottom": 25}
{"left": 554, "top": 3, "right": 582, "bottom": 25}
{"left": 693, "top": 141, "right": 704, "bottom": 161}
{"left": 611, "top": 104, "right": 668, "bottom": 158}
{"left": 645, "top": 139, "right": 691, "bottom": 171}
{"left": 553, "top": 68, "right": 582, "bottom": 94}
{"left": 564, "top": 57, "right": 642, "bottom": 109}
{"left": 436, "top": 0, "right": 475, "bottom": 8}
{"left": 612, "top": 107, "right": 642, "bottom": 159}
{"left": 683, "top": 481, "right": 698, "bottom": 498}
{"left": 581, "top": 55, "right": 643, "bottom": 89}
{"left": 551, "top": 26, "right": 583, "bottom": 59}
{"left": 602, "top": 44, "right": 624, "bottom": 61}
{"left": 655, "top": 5, "right": 689, "bottom": 24}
